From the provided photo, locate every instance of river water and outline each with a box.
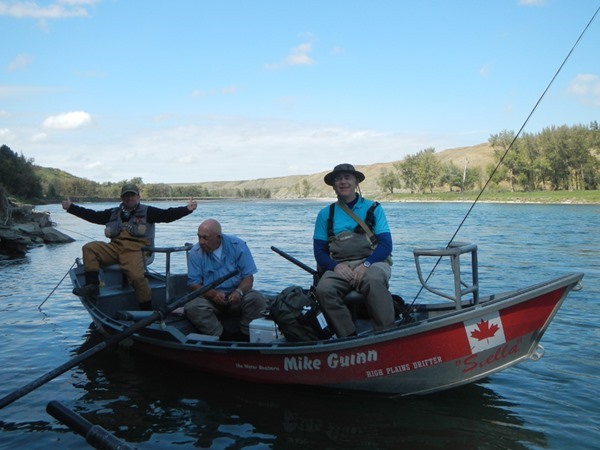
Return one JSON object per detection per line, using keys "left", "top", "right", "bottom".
{"left": 0, "top": 200, "right": 598, "bottom": 449}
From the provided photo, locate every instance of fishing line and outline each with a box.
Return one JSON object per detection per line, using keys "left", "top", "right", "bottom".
{"left": 57, "top": 226, "right": 97, "bottom": 241}
{"left": 447, "top": 4, "right": 600, "bottom": 247}
{"left": 409, "top": 5, "right": 600, "bottom": 305}
{"left": 36, "top": 227, "right": 98, "bottom": 309}
{"left": 38, "top": 261, "right": 76, "bottom": 310}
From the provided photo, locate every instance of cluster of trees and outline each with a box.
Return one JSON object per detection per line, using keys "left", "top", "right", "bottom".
{"left": 0, "top": 144, "right": 232, "bottom": 202}
{"left": 377, "top": 123, "right": 599, "bottom": 194}
{"left": 488, "top": 123, "right": 599, "bottom": 191}
{"left": 378, "top": 148, "right": 483, "bottom": 194}
{"left": 0, "top": 145, "right": 43, "bottom": 200}
{"left": 294, "top": 179, "right": 315, "bottom": 198}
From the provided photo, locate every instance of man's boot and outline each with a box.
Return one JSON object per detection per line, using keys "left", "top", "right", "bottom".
{"left": 73, "top": 271, "right": 100, "bottom": 299}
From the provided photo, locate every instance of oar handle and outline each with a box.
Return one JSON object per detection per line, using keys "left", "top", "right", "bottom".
{"left": 47, "top": 400, "right": 135, "bottom": 450}
{"left": 270, "top": 246, "right": 318, "bottom": 276}
{"left": 0, "top": 269, "right": 239, "bottom": 411}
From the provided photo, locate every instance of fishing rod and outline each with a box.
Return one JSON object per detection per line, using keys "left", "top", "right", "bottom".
{"left": 412, "top": 5, "right": 600, "bottom": 303}
{"left": 447, "top": 4, "right": 600, "bottom": 247}
{"left": 0, "top": 269, "right": 239, "bottom": 411}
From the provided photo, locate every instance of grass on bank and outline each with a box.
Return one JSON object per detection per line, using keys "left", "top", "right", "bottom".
{"left": 385, "top": 190, "right": 600, "bottom": 204}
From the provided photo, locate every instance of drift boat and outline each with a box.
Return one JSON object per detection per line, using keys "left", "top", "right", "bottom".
{"left": 69, "top": 242, "right": 583, "bottom": 396}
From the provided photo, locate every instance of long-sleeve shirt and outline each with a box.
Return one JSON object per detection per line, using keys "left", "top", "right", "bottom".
{"left": 67, "top": 203, "right": 192, "bottom": 225}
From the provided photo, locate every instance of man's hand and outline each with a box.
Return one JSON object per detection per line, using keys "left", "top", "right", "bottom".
{"left": 226, "top": 289, "right": 243, "bottom": 305}
{"left": 333, "top": 262, "right": 354, "bottom": 282}
{"left": 187, "top": 197, "right": 198, "bottom": 211}
{"left": 351, "top": 264, "right": 368, "bottom": 288}
{"left": 61, "top": 198, "right": 72, "bottom": 210}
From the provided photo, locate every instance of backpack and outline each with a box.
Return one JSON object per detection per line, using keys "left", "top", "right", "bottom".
{"left": 269, "top": 286, "right": 335, "bottom": 341}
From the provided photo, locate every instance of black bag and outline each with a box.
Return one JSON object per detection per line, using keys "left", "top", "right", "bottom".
{"left": 269, "top": 286, "right": 334, "bottom": 341}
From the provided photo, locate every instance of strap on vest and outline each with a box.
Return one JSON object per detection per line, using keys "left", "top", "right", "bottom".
{"left": 327, "top": 201, "right": 379, "bottom": 240}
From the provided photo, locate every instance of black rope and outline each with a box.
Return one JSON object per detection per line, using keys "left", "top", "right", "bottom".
{"left": 410, "top": 5, "right": 600, "bottom": 304}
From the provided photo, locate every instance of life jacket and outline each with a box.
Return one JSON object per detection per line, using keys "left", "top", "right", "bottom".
{"left": 104, "top": 204, "right": 155, "bottom": 241}
{"left": 327, "top": 201, "right": 379, "bottom": 245}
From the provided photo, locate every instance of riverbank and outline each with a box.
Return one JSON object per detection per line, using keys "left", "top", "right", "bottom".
{"left": 383, "top": 190, "right": 600, "bottom": 204}
{"left": 0, "top": 200, "right": 74, "bottom": 259}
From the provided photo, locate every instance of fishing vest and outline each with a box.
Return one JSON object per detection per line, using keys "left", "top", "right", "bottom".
{"left": 327, "top": 201, "right": 379, "bottom": 245}
{"left": 326, "top": 201, "right": 379, "bottom": 262}
{"left": 104, "top": 204, "right": 155, "bottom": 241}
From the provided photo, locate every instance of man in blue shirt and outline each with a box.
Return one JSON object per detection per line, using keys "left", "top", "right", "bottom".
{"left": 313, "top": 163, "right": 395, "bottom": 337}
{"left": 185, "top": 218, "right": 267, "bottom": 341}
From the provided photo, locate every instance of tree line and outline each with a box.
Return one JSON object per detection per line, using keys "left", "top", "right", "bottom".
{"left": 377, "top": 122, "right": 599, "bottom": 194}
{"left": 2, "top": 122, "right": 598, "bottom": 203}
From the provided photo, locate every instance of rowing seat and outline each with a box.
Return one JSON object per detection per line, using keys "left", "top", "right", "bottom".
{"left": 343, "top": 290, "right": 366, "bottom": 321}
{"left": 343, "top": 290, "right": 406, "bottom": 322}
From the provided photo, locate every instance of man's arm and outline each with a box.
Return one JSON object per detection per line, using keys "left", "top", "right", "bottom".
{"left": 313, "top": 238, "right": 336, "bottom": 272}
{"left": 64, "top": 203, "right": 112, "bottom": 225}
{"left": 147, "top": 198, "right": 197, "bottom": 223}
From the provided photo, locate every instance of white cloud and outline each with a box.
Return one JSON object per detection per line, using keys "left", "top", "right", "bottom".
{"left": 0, "top": 0, "right": 97, "bottom": 19}
{"left": 31, "top": 132, "right": 47, "bottom": 142}
{"left": 568, "top": 74, "right": 600, "bottom": 107}
{"left": 221, "top": 85, "right": 238, "bottom": 94}
{"left": 285, "top": 43, "right": 315, "bottom": 65}
{"left": 6, "top": 54, "right": 33, "bottom": 71}
{"left": 479, "top": 63, "right": 492, "bottom": 77}
{"left": 518, "top": 0, "right": 546, "bottom": 6}
{"left": 18, "top": 115, "right": 478, "bottom": 184}
{"left": 265, "top": 42, "right": 315, "bottom": 69}
{"left": 0, "top": 85, "right": 49, "bottom": 98}
{"left": 42, "top": 111, "right": 92, "bottom": 130}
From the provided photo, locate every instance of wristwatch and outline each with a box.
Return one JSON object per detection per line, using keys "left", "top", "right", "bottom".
{"left": 363, "top": 261, "right": 371, "bottom": 268}
{"left": 236, "top": 288, "right": 244, "bottom": 297}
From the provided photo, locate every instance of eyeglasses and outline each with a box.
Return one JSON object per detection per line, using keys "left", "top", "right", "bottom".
{"left": 334, "top": 174, "right": 356, "bottom": 183}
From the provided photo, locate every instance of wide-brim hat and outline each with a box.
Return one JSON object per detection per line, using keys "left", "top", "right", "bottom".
{"left": 120, "top": 183, "right": 139, "bottom": 196}
{"left": 324, "top": 163, "right": 365, "bottom": 186}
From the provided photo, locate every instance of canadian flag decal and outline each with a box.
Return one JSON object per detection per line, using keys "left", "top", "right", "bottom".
{"left": 464, "top": 311, "right": 506, "bottom": 353}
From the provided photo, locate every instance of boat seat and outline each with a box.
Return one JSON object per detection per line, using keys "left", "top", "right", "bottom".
{"left": 342, "top": 290, "right": 406, "bottom": 321}
{"left": 344, "top": 290, "right": 366, "bottom": 321}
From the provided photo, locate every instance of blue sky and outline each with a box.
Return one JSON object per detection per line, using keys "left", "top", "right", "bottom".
{"left": 1, "top": 0, "right": 599, "bottom": 184}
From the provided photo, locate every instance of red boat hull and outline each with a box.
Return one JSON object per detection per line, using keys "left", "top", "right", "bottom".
{"left": 120, "top": 277, "right": 577, "bottom": 396}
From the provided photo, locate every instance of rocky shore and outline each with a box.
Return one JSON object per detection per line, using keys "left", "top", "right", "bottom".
{"left": 0, "top": 195, "right": 74, "bottom": 259}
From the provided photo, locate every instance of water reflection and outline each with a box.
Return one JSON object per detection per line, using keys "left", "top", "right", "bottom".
{"left": 70, "top": 328, "right": 546, "bottom": 449}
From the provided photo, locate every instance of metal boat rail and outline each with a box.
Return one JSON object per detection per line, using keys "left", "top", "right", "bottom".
{"left": 413, "top": 242, "right": 479, "bottom": 309}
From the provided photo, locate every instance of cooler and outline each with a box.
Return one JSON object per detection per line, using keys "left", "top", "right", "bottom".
{"left": 249, "top": 317, "right": 281, "bottom": 343}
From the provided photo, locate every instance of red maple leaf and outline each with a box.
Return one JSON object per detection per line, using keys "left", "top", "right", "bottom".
{"left": 470, "top": 319, "right": 499, "bottom": 341}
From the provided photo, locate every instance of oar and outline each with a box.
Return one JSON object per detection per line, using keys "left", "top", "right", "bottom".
{"left": 47, "top": 400, "right": 134, "bottom": 450}
{"left": 0, "top": 269, "right": 239, "bottom": 410}
{"left": 270, "top": 246, "right": 318, "bottom": 276}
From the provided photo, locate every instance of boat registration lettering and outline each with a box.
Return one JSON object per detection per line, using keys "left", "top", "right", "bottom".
{"left": 283, "top": 350, "right": 378, "bottom": 371}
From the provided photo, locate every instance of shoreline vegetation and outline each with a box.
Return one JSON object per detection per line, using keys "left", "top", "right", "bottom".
{"left": 384, "top": 190, "right": 600, "bottom": 204}
{"left": 2, "top": 122, "right": 600, "bottom": 207}
{"left": 58, "top": 190, "right": 600, "bottom": 205}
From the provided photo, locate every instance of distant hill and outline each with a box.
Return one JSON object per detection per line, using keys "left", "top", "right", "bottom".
{"left": 34, "top": 142, "right": 495, "bottom": 199}
{"left": 175, "top": 142, "right": 495, "bottom": 198}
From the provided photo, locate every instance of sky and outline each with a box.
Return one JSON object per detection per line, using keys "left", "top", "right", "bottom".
{"left": 1, "top": 0, "right": 599, "bottom": 184}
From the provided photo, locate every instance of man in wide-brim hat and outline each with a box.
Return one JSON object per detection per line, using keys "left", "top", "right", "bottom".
{"left": 312, "top": 163, "right": 395, "bottom": 338}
